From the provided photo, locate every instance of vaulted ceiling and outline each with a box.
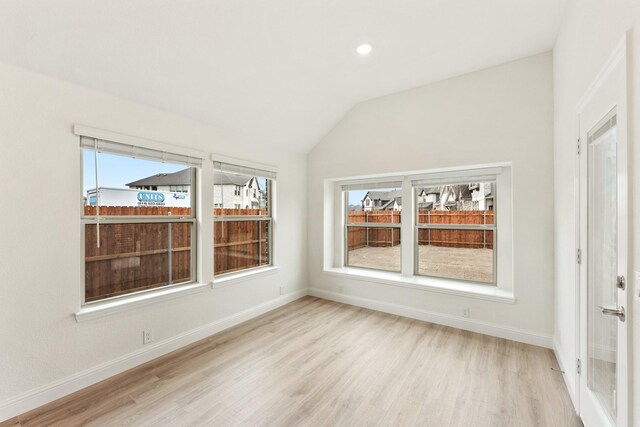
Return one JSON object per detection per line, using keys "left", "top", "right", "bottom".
{"left": 0, "top": 0, "right": 565, "bottom": 152}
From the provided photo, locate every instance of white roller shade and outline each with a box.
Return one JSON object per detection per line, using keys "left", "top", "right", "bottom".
{"left": 341, "top": 180, "right": 403, "bottom": 191}
{"left": 411, "top": 167, "right": 501, "bottom": 187}
{"left": 213, "top": 161, "right": 277, "bottom": 180}
{"left": 80, "top": 136, "right": 202, "bottom": 167}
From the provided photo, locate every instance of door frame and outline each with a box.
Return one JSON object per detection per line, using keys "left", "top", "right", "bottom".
{"left": 575, "top": 33, "right": 630, "bottom": 426}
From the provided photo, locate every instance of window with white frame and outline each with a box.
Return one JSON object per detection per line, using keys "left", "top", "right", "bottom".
{"left": 412, "top": 177, "right": 496, "bottom": 284}
{"left": 80, "top": 136, "right": 201, "bottom": 304}
{"left": 213, "top": 161, "right": 275, "bottom": 276}
{"left": 343, "top": 182, "right": 402, "bottom": 272}
{"left": 337, "top": 166, "right": 508, "bottom": 288}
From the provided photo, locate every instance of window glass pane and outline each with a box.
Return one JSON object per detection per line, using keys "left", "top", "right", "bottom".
{"left": 416, "top": 182, "right": 494, "bottom": 218}
{"left": 171, "top": 222, "right": 193, "bottom": 284}
{"left": 347, "top": 226, "right": 401, "bottom": 271}
{"left": 417, "top": 229, "right": 494, "bottom": 283}
{"left": 84, "top": 222, "right": 192, "bottom": 302}
{"left": 214, "top": 220, "right": 270, "bottom": 274}
{"left": 83, "top": 149, "right": 192, "bottom": 216}
{"left": 213, "top": 171, "right": 270, "bottom": 214}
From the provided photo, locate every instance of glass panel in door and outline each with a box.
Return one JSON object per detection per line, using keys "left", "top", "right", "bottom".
{"left": 587, "top": 111, "right": 617, "bottom": 421}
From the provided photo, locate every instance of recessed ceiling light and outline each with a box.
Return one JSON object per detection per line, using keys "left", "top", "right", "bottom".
{"left": 356, "top": 43, "right": 372, "bottom": 56}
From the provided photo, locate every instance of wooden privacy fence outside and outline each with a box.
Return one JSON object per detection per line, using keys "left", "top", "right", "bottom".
{"left": 347, "top": 210, "right": 494, "bottom": 250}
{"left": 214, "top": 208, "right": 269, "bottom": 275}
{"left": 84, "top": 206, "right": 193, "bottom": 302}
{"left": 83, "top": 206, "right": 268, "bottom": 301}
{"left": 347, "top": 211, "right": 401, "bottom": 250}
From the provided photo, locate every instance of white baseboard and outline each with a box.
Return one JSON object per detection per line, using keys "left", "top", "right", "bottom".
{"left": 309, "top": 287, "right": 553, "bottom": 348}
{"left": 0, "top": 289, "right": 307, "bottom": 422}
{"left": 553, "top": 338, "right": 579, "bottom": 413}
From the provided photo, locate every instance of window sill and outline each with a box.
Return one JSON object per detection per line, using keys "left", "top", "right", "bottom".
{"left": 74, "top": 282, "right": 209, "bottom": 322}
{"left": 211, "top": 266, "right": 280, "bottom": 288}
{"left": 323, "top": 267, "right": 515, "bottom": 303}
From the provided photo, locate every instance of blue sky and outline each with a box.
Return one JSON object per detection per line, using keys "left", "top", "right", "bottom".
{"left": 83, "top": 150, "right": 185, "bottom": 194}
{"left": 83, "top": 150, "right": 270, "bottom": 195}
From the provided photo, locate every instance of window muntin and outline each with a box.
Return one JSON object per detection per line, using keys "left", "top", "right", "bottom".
{"left": 415, "top": 181, "right": 496, "bottom": 284}
{"left": 213, "top": 166, "right": 273, "bottom": 276}
{"left": 81, "top": 142, "right": 198, "bottom": 304}
{"left": 344, "top": 187, "right": 401, "bottom": 272}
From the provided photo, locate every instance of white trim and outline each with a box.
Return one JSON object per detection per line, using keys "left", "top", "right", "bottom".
{"left": 323, "top": 267, "right": 515, "bottom": 303}
{"left": 75, "top": 282, "right": 210, "bottom": 322}
{"left": 324, "top": 161, "right": 510, "bottom": 184}
{"left": 554, "top": 338, "right": 579, "bottom": 413}
{"left": 73, "top": 125, "right": 206, "bottom": 160}
{"left": 575, "top": 33, "right": 628, "bottom": 427}
{"left": 309, "top": 287, "right": 550, "bottom": 347}
{"left": 327, "top": 162, "right": 513, "bottom": 294}
{"left": 210, "top": 153, "right": 278, "bottom": 174}
{"left": 575, "top": 36, "right": 627, "bottom": 112}
{"left": 211, "top": 266, "right": 280, "bottom": 288}
{"left": 1, "top": 290, "right": 307, "bottom": 422}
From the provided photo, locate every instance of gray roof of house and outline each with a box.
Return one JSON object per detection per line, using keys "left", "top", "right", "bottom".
{"left": 127, "top": 168, "right": 192, "bottom": 187}
{"left": 381, "top": 196, "right": 401, "bottom": 209}
{"left": 363, "top": 190, "right": 402, "bottom": 203}
{"left": 126, "top": 169, "right": 254, "bottom": 187}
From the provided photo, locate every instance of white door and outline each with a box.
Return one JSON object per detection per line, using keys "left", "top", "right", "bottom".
{"left": 577, "top": 37, "right": 628, "bottom": 427}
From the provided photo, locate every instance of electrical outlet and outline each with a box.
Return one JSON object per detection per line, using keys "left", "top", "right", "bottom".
{"left": 463, "top": 308, "right": 470, "bottom": 318}
{"left": 279, "top": 285, "right": 284, "bottom": 295}
{"left": 143, "top": 329, "right": 154, "bottom": 345}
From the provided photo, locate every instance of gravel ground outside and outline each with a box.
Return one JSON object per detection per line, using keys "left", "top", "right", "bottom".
{"left": 347, "top": 245, "right": 494, "bottom": 283}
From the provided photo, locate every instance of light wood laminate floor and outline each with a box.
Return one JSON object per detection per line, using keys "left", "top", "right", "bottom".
{"left": 2, "top": 297, "right": 582, "bottom": 427}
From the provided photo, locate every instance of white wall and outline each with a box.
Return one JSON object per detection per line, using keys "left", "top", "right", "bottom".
{"left": 0, "top": 62, "right": 307, "bottom": 418}
{"left": 307, "top": 53, "right": 555, "bottom": 341}
{"left": 553, "top": 0, "right": 640, "bottom": 421}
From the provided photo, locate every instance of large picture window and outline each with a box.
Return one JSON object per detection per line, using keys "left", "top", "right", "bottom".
{"left": 338, "top": 167, "right": 505, "bottom": 288}
{"left": 81, "top": 137, "right": 200, "bottom": 304}
{"left": 213, "top": 161, "right": 275, "bottom": 276}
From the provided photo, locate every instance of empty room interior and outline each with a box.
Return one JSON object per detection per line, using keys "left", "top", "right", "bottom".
{"left": 1, "top": 1, "right": 640, "bottom": 426}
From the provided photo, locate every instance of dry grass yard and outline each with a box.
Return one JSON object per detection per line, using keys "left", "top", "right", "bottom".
{"left": 348, "top": 245, "right": 494, "bottom": 283}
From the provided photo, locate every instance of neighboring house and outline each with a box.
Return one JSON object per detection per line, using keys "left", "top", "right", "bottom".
{"left": 380, "top": 196, "right": 401, "bottom": 211}
{"left": 212, "top": 171, "right": 264, "bottom": 209}
{"left": 127, "top": 168, "right": 192, "bottom": 193}
{"left": 86, "top": 168, "right": 267, "bottom": 209}
{"left": 469, "top": 182, "right": 494, "bottom": 210}
{"left": 417, "top": 188, "right": 441, "bottom": 210}
{"left": 425, "top": 182, "right": 494, "bottom": 211}
{"left": 361, "top": 190, "right": 402, "bottom": 211}
{"left": 360, "top": 184, "right": 494, "bottom": 212}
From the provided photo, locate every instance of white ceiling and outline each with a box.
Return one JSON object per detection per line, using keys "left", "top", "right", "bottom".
{"left": 0, "top": 0, "right": 566, "bottom": 152}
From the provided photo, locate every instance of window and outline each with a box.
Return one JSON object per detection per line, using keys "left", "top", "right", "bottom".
{"left": 414, "top": 181, "right": 495, "bottom": 284}
{"left": 213, "top": 161, "right": 275, "bottom": 276}
{"left": 344, "top": 184, "right": 402, "bottom": 272}
{"left": 335, "top": 166, "right": 508, "bottom": 290}
{"left": 81, "top": 136, "right": 200, "bottom": 304}
{"left": 170, "top": 185, "right": 188, "bottom": 193}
